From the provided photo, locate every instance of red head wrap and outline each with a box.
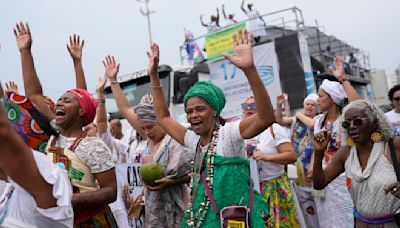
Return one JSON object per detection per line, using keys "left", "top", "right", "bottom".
{"left": 67, "top": 89, "right": 98, "bottom": 126}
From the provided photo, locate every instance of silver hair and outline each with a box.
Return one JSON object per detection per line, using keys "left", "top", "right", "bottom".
{"left": 341, "top": 100, "right": 392, "bottom": 143}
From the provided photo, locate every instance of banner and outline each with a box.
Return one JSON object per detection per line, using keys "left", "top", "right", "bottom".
{"left": 115, "top": 163, "right": 144, "bottom": 228}
{"left": 298, "top": 32, "right": 316, "bottom": 94}
{"left": 209, "top": 42, "right": 282, "bottom": 119}
{"left": 205, "top": 22, "right": 246, "bottom": 62}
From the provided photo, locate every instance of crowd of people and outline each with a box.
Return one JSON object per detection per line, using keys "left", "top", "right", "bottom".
{"left": 1, "top": 20, "right": 400, "bottom": 228}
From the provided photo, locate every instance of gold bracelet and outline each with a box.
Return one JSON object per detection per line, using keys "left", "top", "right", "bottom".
{"left": 110, "top": 80, "right": 119, "bottom": 84}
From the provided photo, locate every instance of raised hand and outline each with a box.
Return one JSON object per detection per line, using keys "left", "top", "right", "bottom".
{"left": 96, "top": 76, "right": 107, "bottom": 95}
{"left": 314, "top": 131, "right": 331, "bottom": 155}
{"left": 103, "top": 55, "right": 120, "bottom": 81}
{"left": 276, "top": 94, "right": 285, "bottom": 105}
{"left": 329, "top": 56, "right": 345, "bottom": 81}
{"left": 67, "top": 34, "right": 85, "bottom": 61}
{"left": 5, "top": 81, "right": 19, "bottom": 94}
{"left": 222, "top": 29, "right": 255, "bottom": 73}
{"left": 13, "top": 22, "right": 32, "bottom": 52}
{"left": 147, "top": 43, "right": 160, "bottom": 77}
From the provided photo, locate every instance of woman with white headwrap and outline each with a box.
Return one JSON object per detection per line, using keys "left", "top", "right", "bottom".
{"left": 311, "top": 57, "right": 360, "bottom": 227}
{"left": 313, "top": 100, "right": 400, "bottom": 226}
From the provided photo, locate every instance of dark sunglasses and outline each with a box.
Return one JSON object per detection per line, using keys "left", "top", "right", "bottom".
{"left": 341, "top": 118, "right": 368, "bottom": 129}
{"left": 241, "top": 102, "right": 256, "bottom": 110}
{"left": 393, "top": 97, "right": 400, "bottom": 101}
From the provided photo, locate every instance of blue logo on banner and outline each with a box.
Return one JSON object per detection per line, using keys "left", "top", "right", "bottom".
{"left": 257, "top": 65, "right": 274, "bottom": 86}
{"left": 220, "top": 62, "right": 237, "bottom": 80}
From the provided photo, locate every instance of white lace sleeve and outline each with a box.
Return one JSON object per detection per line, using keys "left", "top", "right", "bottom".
{"left": 75, "top": 137, "right": 115, "bottom": 173}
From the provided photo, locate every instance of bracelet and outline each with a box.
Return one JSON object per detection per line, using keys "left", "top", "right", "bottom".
{"left": 150, "top": 85, "right": 162, "bottom": 88}
{"left": 97, "top": 98, "right": 106, "bottom": 104}
{"left": 110, "top": 80, "right": 119, "bottom": 84}
{"left": 339, "top": 76, "right": 349, "bottom": 84}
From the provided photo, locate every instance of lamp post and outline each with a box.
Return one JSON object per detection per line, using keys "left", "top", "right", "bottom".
{"left": 137, "top": 0, "right": 155, "bottom": 47}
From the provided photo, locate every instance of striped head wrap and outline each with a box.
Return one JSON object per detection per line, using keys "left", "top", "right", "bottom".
{"left": 134, "top": 93, "right": 156, "bottom": 122}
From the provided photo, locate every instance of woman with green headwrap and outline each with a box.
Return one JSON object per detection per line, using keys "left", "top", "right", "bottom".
{"left": 148, "top": 29, "right": 275, "bottom": 227}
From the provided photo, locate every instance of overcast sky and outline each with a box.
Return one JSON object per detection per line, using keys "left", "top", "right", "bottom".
{"left": 1, "top": 0, "right": 399, "bottom": 99}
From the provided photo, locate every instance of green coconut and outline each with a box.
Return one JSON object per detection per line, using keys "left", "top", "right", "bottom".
{"left": 139, "top": 162, "right": 165, "bottom": 187}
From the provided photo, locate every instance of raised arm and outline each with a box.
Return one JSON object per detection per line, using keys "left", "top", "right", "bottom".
{"left": 222, "top": 4, "right": 228, "bottom": 20}
{"left": 241, "top": 0, "right": 247, "bottom": 13}
{"left": 95, "top": 76, "right": 108, "bottom": 135}
{"left": 330, "top": 56, "right": 360, "bottom": 101}
{"left": 216, "top": 8, "right": 220, "bottom": 27}
{"left": 67, "top": 34, "right": 87, "bottom": 90}
{"left": 148, "top": 43, "right": 187, "bottom": 145}
{"left": 103, "top": 56, "right": 145, "bottom": 138}
{"left": 14, "top": 22, "right": 55, "bottom": 120}
{"left": 275, "top": 94, "right": 292, "bottom": 125}
{"left": 199, "top": 15, "right": 207, "bottom": 27}
{"left": 295, "top": 112, "right": 315, "bottom": 128}
{"left": 0, "top": 87, "right": 56, "bottom": 209}
{"left": 223, "top": 30, "right": 275, "bottom": 139}
{"left": 312, "top": 131, "right": 348, "bottom": 189}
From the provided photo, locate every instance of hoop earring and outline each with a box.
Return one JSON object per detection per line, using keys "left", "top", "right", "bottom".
{"left": 347, "top": 137, "right": 355, "bottom": 147}
{"left": 371, "top": 131, "right": 383, "bottom": 143}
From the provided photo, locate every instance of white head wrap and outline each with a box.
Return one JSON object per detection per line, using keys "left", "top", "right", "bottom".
{"left": 319, "top": 79, "right": 347, "bottom": 106}
{"left": 303, "top": 93, "right": 319, "bottom": 106}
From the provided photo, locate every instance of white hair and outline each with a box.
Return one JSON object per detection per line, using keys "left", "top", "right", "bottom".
{"left": 341, "top": 100, "right": 392, "bottom": 143}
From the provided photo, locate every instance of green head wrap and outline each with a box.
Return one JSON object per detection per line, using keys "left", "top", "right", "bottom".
{"left": 183, "top": 81, "right": 226, "bottom": 116}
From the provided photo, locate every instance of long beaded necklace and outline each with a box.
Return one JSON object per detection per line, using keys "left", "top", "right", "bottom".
{"left": 186, "top": 125, "right": 219, "bottom": 228}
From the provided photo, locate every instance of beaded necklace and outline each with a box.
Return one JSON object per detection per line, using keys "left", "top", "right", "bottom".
{"left": 186, "top": 125, "right": 219, "bottom": 228}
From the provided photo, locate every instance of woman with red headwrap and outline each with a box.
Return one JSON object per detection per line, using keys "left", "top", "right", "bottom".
{"left": 13, "top": 22, "right": 117, "bottom": 227}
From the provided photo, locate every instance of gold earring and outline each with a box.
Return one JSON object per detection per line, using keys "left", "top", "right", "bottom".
{"left": 347, "top": 137, "right": 355, "bottom": 147}
{"left": 371, "top": 132, "right": 383, "bottom": 143}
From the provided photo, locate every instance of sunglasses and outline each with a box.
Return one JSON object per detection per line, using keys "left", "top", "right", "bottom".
{"left": 393, "top": 97, "right": 400, "bottom": 101}
{"left": 241, "top": 102, "right": 256, "bottom": 110}
{"left": 341, "top": 118, "right": 368, "bottom": 129}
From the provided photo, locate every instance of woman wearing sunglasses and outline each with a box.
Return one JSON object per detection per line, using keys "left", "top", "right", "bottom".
{"left": 313, "top": 100, "right": 400, "bottom": 226}
{"left": 312, "top": 56, "right": 360, "bottom": 227}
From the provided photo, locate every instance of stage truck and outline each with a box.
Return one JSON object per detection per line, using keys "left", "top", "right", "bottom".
{"left": 103, "top": 63, "right": 211, "bottom": 127}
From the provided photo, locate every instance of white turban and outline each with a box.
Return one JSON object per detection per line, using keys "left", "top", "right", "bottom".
{"left": 319, "top": 79, "right": 347, "bottom": 106}
{"left": 303, "top": 93, "right": 319, "bottom": 106}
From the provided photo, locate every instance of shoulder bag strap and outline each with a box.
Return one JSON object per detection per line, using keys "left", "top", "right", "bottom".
{"left": 389, "top": 138, "right": 400, "bottom": 181}
{"left": 249, "top": 173, "right": 254, "bottom": 213}
{"left": 200, "top": 171, "right": 220, "bottom": 218}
